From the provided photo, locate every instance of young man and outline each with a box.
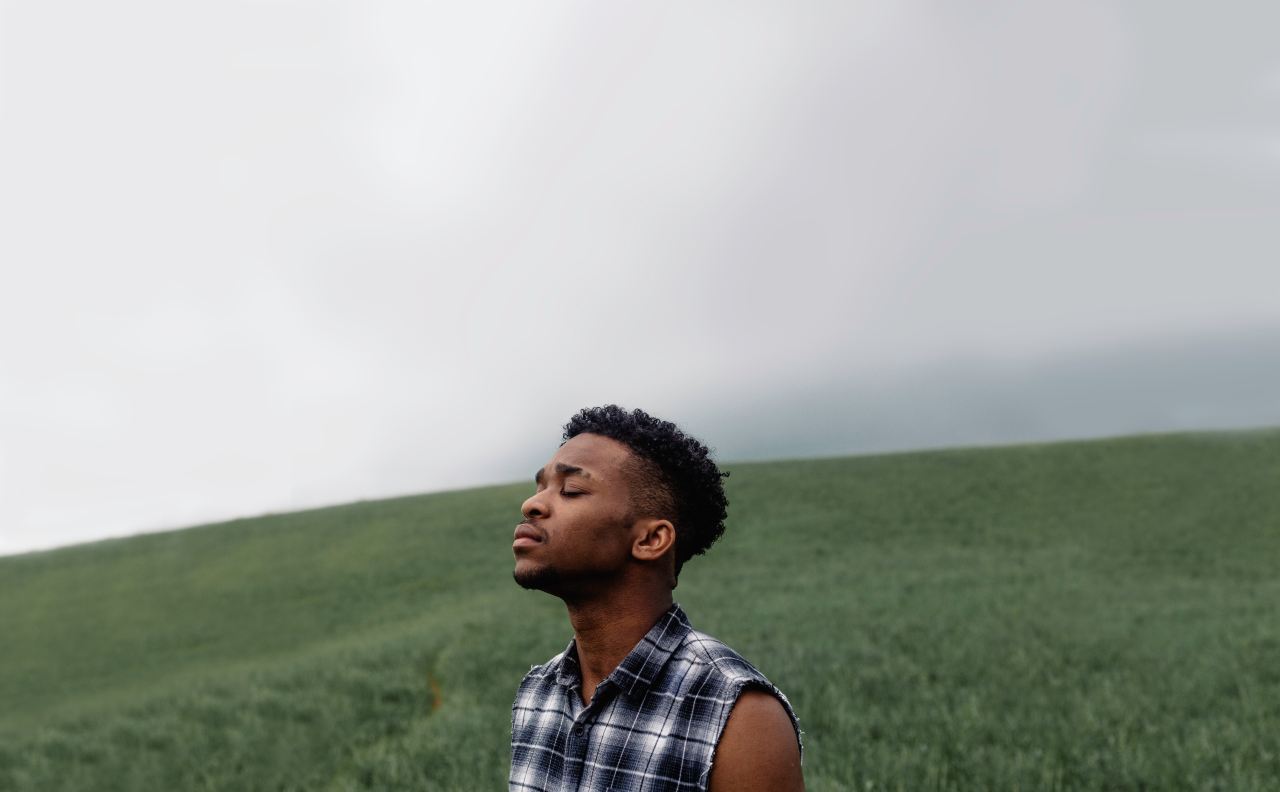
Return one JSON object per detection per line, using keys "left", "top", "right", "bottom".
{"left": 509, "top": 405, "right": 804, "bottom": 791}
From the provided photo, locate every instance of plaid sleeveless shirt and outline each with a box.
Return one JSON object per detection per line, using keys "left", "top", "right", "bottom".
{"left": 509, "top": 602, "right": 802, "bottom": 791}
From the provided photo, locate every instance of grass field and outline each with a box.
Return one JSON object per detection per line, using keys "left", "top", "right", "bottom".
{"left": 2, "top": 429, "right": 1278, "bottom": 790}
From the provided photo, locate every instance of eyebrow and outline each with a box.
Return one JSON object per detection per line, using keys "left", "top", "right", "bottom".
{"left": 534, "top": 463, "right": 591, "bottom": 485}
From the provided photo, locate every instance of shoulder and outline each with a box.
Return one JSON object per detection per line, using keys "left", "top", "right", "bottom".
{"left": 677, "top": 629, "right": 769, "bottom": 682}
{"left": 513, "top": 648, "right": 567, "bottom": 701}
{"left": 675, "top": 629, "right": 803, "bottom": 742}
{"left": 709, "top": 689, "right": 805, "bottom": 791}
{"left": 511, "top": 647, "right": 571, "bottom": 736}
{"left": 669, "top": 630, "right": 804, "bottom": 788}
{"left": 677, "top": 630, "right": 796, "bottom": 712}
{"left": 680, "top": 632, "right": 798, "bottom": 736}
{"left": 521, "top": 654, "right": 561, "bottom": 682}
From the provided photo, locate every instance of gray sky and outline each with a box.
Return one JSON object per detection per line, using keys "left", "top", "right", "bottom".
{"left": 2, "top": 2, "right": 1278, "bottom": 556}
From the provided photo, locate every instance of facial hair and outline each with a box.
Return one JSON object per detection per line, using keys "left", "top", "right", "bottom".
{"left": 513, "top": 564, "right": 562, "bottom": 591}
{"left": 511, "top": 509, "right": 637, "bottom": 595}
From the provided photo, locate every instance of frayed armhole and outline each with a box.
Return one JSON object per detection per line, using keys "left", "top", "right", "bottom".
{"left": 698, "top": 680, "right": 804, "bottom": 790}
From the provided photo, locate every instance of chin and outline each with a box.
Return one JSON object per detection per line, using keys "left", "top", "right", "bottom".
{"left": 513, "top": 563, "right": 560, "bottom": 591}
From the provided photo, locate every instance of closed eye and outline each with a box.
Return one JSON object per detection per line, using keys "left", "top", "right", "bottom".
{"left": 560, "top": 490, "right": 585, "bottom": 498}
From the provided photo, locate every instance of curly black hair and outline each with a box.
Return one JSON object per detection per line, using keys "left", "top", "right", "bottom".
{"left": 563, "top": 405, "right": 729, "bottom": 576}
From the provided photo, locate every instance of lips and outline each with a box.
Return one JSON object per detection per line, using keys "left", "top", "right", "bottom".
{"left": 513, "top": 523, "right": 543, "bottom": 549}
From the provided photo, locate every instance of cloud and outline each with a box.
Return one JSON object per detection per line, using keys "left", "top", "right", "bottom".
{"left": 1, "top": 2, "right": 1278, "bottom": 555}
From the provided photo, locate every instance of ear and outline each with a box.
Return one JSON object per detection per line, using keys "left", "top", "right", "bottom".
{"left": 631, "top": 518, "right": 676, "bottom": 564}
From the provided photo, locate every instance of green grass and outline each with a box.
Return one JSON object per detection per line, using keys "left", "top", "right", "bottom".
{"left": 2, "top": 429, "right": 1278, "bottom": 790}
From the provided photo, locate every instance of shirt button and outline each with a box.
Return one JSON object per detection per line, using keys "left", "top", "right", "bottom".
{"left": 574, "top": 725, "right": 585, "bottom": 736}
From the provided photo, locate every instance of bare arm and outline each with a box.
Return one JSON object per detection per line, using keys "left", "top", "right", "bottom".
{"left": 708, "top": 689, "right": 804, "bottom": 792}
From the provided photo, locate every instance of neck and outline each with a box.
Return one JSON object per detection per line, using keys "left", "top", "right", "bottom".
{"left": 564, "top": 586, "right": 673, "bottom": 706}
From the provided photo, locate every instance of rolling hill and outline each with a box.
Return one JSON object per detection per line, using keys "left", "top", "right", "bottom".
{"left": 2, "top": 429, "right": 1277, "bottom": 790}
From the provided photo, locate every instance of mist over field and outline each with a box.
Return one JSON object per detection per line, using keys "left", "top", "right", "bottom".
{"left": 688, "top": 325, "right": 1280, "bottom": 462}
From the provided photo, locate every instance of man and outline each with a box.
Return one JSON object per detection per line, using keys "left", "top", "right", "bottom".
{"left": 510, "top": 405, "right": 804, "bottom": 791}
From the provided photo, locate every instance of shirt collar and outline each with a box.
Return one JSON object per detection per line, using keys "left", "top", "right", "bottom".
{"left": 552, "top": 601, "right": 693, "bottom": 701}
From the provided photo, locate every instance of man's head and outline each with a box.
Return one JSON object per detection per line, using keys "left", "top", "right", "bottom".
{"left": 512, "top": 405, "right": 729, "bottom": 597}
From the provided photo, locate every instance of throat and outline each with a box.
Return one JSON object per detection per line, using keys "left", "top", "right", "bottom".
{"left": 566, "top": 594, "right": 674, "bottom": 705}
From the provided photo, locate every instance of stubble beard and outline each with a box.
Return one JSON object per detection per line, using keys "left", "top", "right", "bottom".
{"left": 512, "top": 558, "right": 619, "bottom": 600}
{"left": 512, "top": 563, "right": 562, "bottom": 592}
{"left": 512, "top": 509, "right": 636, "bottom": 595}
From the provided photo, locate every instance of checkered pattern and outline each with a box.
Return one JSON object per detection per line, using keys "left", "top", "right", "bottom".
{"left": 509, "top": 602, "right": 801, "bottom": 791}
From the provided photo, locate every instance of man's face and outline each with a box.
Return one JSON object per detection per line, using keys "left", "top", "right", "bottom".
{"left": 513, "top": 433, "right": 641, "bottom": 596}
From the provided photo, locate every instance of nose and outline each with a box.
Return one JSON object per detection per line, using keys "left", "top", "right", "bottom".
{"left": 521, "top": 489, "right": 548, "bottom": 521}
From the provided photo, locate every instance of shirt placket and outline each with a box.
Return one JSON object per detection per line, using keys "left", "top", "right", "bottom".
{"left": 560, "top": 682, "right": 611, "bottom": 791}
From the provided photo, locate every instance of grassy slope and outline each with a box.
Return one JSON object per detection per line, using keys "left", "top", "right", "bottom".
{"left": 1, "top": 429, "right": 1278, "bottom": 791}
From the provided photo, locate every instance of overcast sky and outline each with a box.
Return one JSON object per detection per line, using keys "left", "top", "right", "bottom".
{"left": 2, "top": 2, "right": 1278, "bottom": 556}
